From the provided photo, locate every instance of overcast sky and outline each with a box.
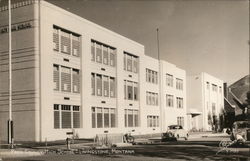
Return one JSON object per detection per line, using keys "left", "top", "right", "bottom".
{"left": 2, "top": 0, "right": 249, "bottom": 84}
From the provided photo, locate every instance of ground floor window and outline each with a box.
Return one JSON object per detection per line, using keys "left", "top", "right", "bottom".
{"left": 124, "top": 109, "right": 139, "bottom": 127}
{"left": 147, "top": 115, "right": 159, "bottom": 127}
{"left": 53, "top": 104, "right": 81, "bottom": 129}
{"left": 92, "top": 107, "right": 116, "bottom": 128}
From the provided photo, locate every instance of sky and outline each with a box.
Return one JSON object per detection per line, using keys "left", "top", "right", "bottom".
{"left": 2, "top": 0, "right": 249, "bottom": 85}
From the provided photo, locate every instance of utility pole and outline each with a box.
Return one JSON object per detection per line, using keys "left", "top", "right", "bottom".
{"left": 157, "top": 28, "right": 163, "bottom": 133}
{"left": 8, "top": 0, "right": 14, "bottom": 148}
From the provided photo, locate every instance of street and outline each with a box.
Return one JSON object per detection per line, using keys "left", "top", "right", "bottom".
{"left": 2, "top": 136, "right": 250, "bottom": 161}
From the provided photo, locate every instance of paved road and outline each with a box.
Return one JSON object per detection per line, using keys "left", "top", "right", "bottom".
{"left": 2, "top": 136, "right": 250, "bottom": 161}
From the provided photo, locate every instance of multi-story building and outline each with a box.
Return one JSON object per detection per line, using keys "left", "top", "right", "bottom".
{"left": 0, "top": 0, "right": 187, "bottom": 142}
{"left": 187, "top": 72, "right": 224, "bottom": 131}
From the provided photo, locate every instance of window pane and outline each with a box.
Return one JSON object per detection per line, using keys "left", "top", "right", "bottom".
{"left": 61, "top": 66, "right": 71, "bottom": 92}
{"left": 110, "top": 109, "right": 116, "bottom": 128}
{"left": 134, "top": 110, "right": 139, "bottom": 127}
{"left": 127, "top": 55, "right": 132, "bottom": 71}
{"left": 134, "top": 83, "right": 138, "bottom": 100}
{"left": 72, "top": 35, "right": 80, "bottom": 57}
{"left": 97, "top": 108, "right": 103, "bottom": 128}
{"left": 73, "top": 112, "right": 80, "bottom": 128}
{"left": 110, "top": 49, "right": 116, "bottom": 67}
{"left": 92, "top": 107, "right": 96, "bottom": 128}
{"left": 53, "top": 65, "right": 59, "bottom": 91}
{"left": 91, "top": 42, "right": 95, "bottom": 61}
{"left": 61, "top": 30, "right": 71, "bottom": 54}
{"left": 61, "top": 105, "right": 71, "bottom": 129}
{"left": 110, "top": 77, "right": 115, "bottom": 98}
{"left": 73, "top": 69, "right": 80, "bottom": 93}
{"left": 104, "top": 108, "right": 109, "bottom": 128}
{"left": 96, "top": 74, "right": 102, "bottom": 96}
{"left": 103, "top": 76, "right": 109, "bottom": 97}
{"left": 133, "top": 56, "right": 138, "bottom": 73}
{"left": 103, "top": 46, "right": 109, "bottom": 65}
{"left": 96, "top": 43, "right": 102, "bottom": 63}
{"left": 91, "top": 73, "right": 95, "bottom": 95}
{"left": 128, "top": 110, "right": 133, "bottom": 127}
{"left": 53, "top": 28, "right": 59, "bottom": 51}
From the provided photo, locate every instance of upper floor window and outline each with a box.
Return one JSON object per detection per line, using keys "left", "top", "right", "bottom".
{"left": 124, "top": 109, "right": 139, "bottom": 127}
{"left": 91, "top": 73, "right": 116, "bottom": 98}
{"left": 166, "top": 74, "right": 173, "bottom": 87}
{"left": 146, "top": 68, "right": 158, "bottom": 84}
{"left": 53, "top": 26, "right": 81, "bottom": 57}
{"left": 146, "top": 91, "right": 158, "bottom": 106}
{"left": 124, "top": 52, "right": 139, "bottom": 73}
{"left": 124, "top": 80, "right": 139, "bottom": 101}
{"left": 147, "top": 115, "right": 159, "bottom": 127}
{"left": 177, "top": 117, "right": 184, "bottom": 127}
{"left": 212, "top": 84, "right": 217, "bottom": 92}
{"left": 206, "top": 82, "right": 210, "bottom": 90}
{"left": 176, "top": 97, "right": 183, "bottom": 108}
{"left": 176, "top": 78, "right": 183, "bottom": 90}
{"left": 166, "top": 94, "right": 174, "bottom": 107}
{"left": 91, "top": 40, "right": 116, "bottom": 67}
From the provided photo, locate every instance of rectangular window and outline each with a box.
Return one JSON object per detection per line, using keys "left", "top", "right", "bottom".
{"left": 176, "top": 78, "right": 183, "bottom": 90}
{"left": 110, "top": 77, "right": 116, "bottom": 98}
{"left": 133, "top": 56, "right": 138, "bottom": 73}
{"left": 177, "top": 117, "right": 184, "bottom": 127}
{"left": 72, "top": 69, "right": 80, "bottom": 93}
{"left": 91, "top": 73, "right": 95, "bottom": 95}
{"left": 127, "top": 81, "right": 133, "bottom": 100}
{"left": 124, "top": 52, "right": 138, "bottom": 73}
{"left": 61, "top": 105, "right": 71, "bottom": 129}
{"left": 124, "top": 109, "right": 128, "bottom": 127}
{"left": 124, "top": 109, "right": 139, "bottom": 127}
{"left": 103, "top": 46, "right": 109, "bottom": 65}
{"left": 110, "top": 48, "right": 116, "bottom": 67}
{"left": 128, "top": 110, "right": 133, "bottom": 127}
{"left": 53, "top": 65, "right": 59, "bottom": 91}
{"left": 104, "top": 108, "right": 109, "bottom": 128}
{"left": 146, "top": 68, "right": 158, "bottom": 84}
{"left": 91, "top": 41, "right": 95, "bottom": 61}
{"left": 53, "top": 28, "right": 59, "bottom": 51}
{"left": 72, "top": 34, "right": 80, "bottom": 57}
{"left": 134, "top": 110, "right": 139, "bottom": 127}
{"left": 97, "top": 107, "right": 103, "bottom": 128}
{"left": 96, "top": 43, "right": 102, "bottom": 63}
{"left": 124, "top": 80, "right": 138, "bottom": 101}
{"left": 123, "top": 54, "right": 126, "bottom": 70}
{"left": 92, "top": 107, "right": 96, "bottom": 128}
{"left": 127, "top": 55, "right": 132, "bottom": 72}
{"left": 103, "top": 76, "right": 109, "bottom": 97}
{"left": 110, "top": 108, "right": 116, "bottom": 128}
{"left": 54, "top": 104, "right": 60, "bottom": 129}
{"left": 134, "top": 82, "right": 138, "bottom": 100}
{"left": 73, "top": 106, "right": 80, "bottom": 128}
{"left": 166, "top": 74, "right": 173, "bottom": 87}
{"left": 61, "top": 66, "right": 71, "bottom": 92}
{"left": 146, "top": 91, "right": 158, "bottom": 106}
{"left": 96, "top": 74, "right": 102, "bottom": 96}
{"left": 61, "top": 30, "right": 71, "bottom": 54}
{"left": 147, "top": 115, "right": 159, "bottom": 127}
{"left": 212, "top": 84, "right": 217, "bottom": 92}
{"left": 166, "top": 94, "right": 174, "bottom": 107}
{"left": 177, "top": 97, "right": 183, "bottom": 108}
{"left": 124, "top": 80, "right": 127, "bottom": 100}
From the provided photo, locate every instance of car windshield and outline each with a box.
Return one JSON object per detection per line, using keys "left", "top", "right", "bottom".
{"left": 237, "top": 122, "right": 250, "bottom": 129}
{"left": 168, "top": 126, "right": 182, "bottom": 130}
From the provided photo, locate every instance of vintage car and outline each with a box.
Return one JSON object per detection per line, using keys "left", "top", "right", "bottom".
{"left": 230, "top": 121, "right": 250, "bottom": 144}
{"left": 162, "top": 125, "right": 188, "bottom": 141}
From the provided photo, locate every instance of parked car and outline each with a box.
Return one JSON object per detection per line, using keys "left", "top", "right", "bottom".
{"left": 162, "top": 125, "right": 188, "bottom": 141}
{"left": 230, "top": 121, "right": 250, "bottom": 144}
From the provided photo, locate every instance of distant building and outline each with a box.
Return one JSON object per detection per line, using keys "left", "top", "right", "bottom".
{"left": 187, "top": 72, "right": 224, "bottom": 131}
{"left": 0, "top": 0, "right": 187, "bottom": 142}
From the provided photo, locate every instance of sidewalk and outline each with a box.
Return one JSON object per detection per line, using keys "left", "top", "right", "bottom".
{"left": 0, "top": 148, "right": 43, "bottom": 158}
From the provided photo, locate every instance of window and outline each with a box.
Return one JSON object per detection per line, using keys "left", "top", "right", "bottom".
{"left": 92, "top": 107, "right": 116, "bottom": 128}
{"left": 124, "top": 109, "right": 139, "bottom": 127}
{"left": 53, "top": 65, "right": 59, "bottom": 91}
{"left": 146, "top": 69, "right": 158, "bottom": 84}
{"left": 73, "top": 106, "right": 80, "bottom": 128}
{"left": 124, "top": 80, "right": 138, "bottom": 101}
{"left": 176, "top": 97, "right": 183, "bottom": 108}
{"left": 212, "top": 103, "right": 216, "bottom": 115}
{"left": 147, "top": 115, "right": 159, "bottom": 127}
{"left": 146, "top": 91, "right": 158, "bottom": 106}
{"left": 103, "top": 76, "right": 109, "bottom": 97}
{"left": 61, "top": 30, "right": 71, "bottom": 54}
{"left": 61, "top": 105, "right": 71, "bottom": 129}
{"left": 72, "top": 34, "right": 80, "bottom": 57}
{"left": 53, "top": 26, "right": 81, "bottom": 57}
{"left": 91, "top": 73, "right": 116, "bottom": 98}
{"left": 124, "top": 52, "right": 139, "bottom": 73}
{"left": 177, "top": 117, "right": 184, "bottom": 127}
{"left": 212, "top": 84, "right": 217, "bottom": 92}
{"left": 54, "top": 104, "right": 60, "bottom": 129}
{"left": 176, "top": 78, "right": 183, "bottom": 90}
{"left": 53, "top": 28, "right": 59, "bottom": 51}
{"left": 72, "top": 69, "right": 80, "bottom": 93}
{"left": 61, "top": 66, "right": 71, "bottom": 92}
{"left": 166, "top": 94, "right": 174, "bottom": 107}
{"left": 110, "top": 77, "right": 116, "bottom": 98}
{"left": 91, "top": 40, "right": 116, "bottom": 67}
{"left": 166, "top": 74, "right": 173, "bottom": 87}
{"left": 206, "top": 82, "right": 210, "bottom": 90}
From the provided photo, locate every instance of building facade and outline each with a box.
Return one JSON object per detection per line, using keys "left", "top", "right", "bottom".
{"left": 187, "top": 72, "right": 224, "bottom": 131}
{"left": 0, "top": 0, "right": 187, "bottom": 142}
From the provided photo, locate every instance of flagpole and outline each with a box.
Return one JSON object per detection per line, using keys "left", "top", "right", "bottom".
{"left": 8, "top": 0, "right": 13, "bottom": 147}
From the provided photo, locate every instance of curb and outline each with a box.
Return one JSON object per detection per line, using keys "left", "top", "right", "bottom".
{"left": 0, "top": 150, "right": 43, "bottom": 158}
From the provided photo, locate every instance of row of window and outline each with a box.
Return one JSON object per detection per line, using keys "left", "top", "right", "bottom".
{"left": 206, "top": 82, "right": 222, "bottom": 93}
{"left": 53, "top": 26, "right": 81, "bottom": 57}
{"left": 54, "top": 104, "right": 80, "bottom": 129}
{"left": 91, "top": 41, "right": 116, "bottom": 67}
{"left": 53, "top": 65, "right": 80, "bottom": 93}
{"left": 146, "top": 91, "right": 158, "bottom": 106}
{"left": 123, "top": 52, "right": 139, "bottom": 73}
{"left": 146, "top": 68, "right": 158, "bottom": 84}
{"left": 147, "top": 115, "right": 159, "bottom": 127}
{"left": 91, "top": 107, "right": 116, "bottom": 128}
{"left": 124, "top": 80, "right": 139, "bottom": 101}
{"left": 166, "top": 74, "right": 183, "bottom": 90}
{"left": 166, "top": 95, "right": 184, "bottom": 108}
{"left": 124, "top": 109, "right": 139, "bottom": 127}
{"left": 91, "top": 73, "right": 116, "bottom": 98}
